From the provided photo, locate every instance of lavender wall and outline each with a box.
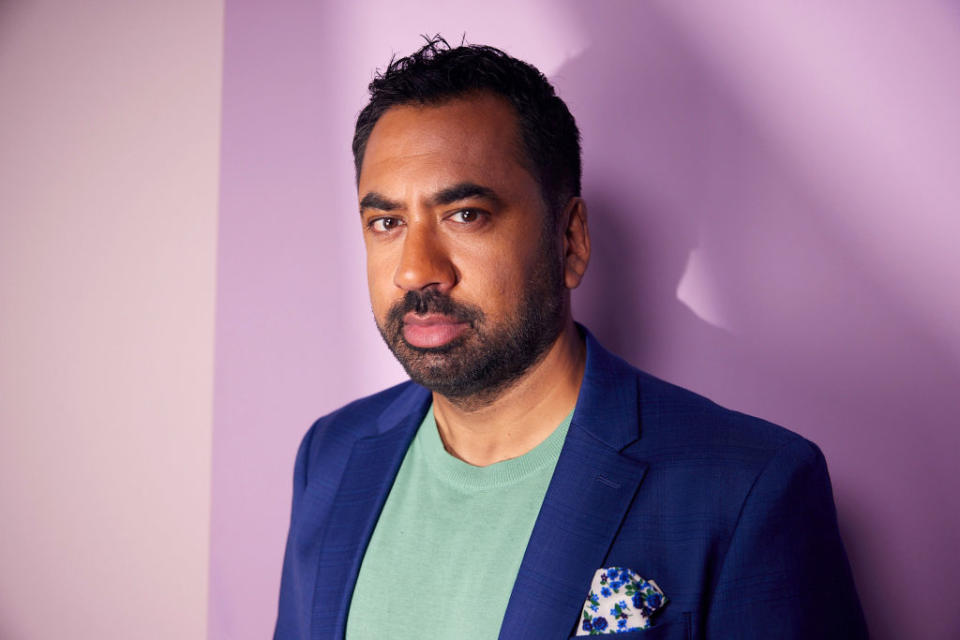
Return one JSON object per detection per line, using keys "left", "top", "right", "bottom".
{"left": 211, "top": 2, "right": 960, "bottom": 639}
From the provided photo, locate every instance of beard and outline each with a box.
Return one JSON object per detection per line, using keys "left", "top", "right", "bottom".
{"left": 374, "top": 239, "right": 567, "bottom": 404}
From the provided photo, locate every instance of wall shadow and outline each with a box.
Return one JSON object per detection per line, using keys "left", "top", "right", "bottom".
{"left": 552, "top": 2, "right": 960, "bottom": 638}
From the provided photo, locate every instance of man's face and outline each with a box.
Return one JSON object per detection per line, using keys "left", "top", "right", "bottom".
{"left": 357, "top": 92, "right": 567, "bottom": 401}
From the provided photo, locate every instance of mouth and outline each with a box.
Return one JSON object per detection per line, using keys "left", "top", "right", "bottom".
{"left": 402, "top": 312, "right": 470, "bottom": 349}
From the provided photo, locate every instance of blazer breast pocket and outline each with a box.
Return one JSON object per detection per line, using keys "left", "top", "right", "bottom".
{"left": 568, "top": 614, "right": 691, "bottom": 640}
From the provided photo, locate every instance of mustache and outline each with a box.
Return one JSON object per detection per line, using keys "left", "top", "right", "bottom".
{"left": 386, "top": 289, "right": 483, "bottom": 328}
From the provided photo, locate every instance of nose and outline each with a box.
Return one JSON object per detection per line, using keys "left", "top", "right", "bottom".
{"left": 394, "top": 224, "right": 457, "bottom": 292}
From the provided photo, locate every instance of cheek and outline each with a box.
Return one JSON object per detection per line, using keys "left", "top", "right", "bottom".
{"left": 460, "top": 245, "right": 534, "bottom": 308}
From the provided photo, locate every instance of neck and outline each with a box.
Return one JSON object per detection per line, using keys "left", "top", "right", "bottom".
{"left": 431, "top": 319, "right": 586, "bottom": 466}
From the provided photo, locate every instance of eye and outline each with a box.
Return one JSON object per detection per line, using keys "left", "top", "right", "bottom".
{"left": 369, "top": 216, "right": 403, "bottom": 232}
{"left": 448, "top": 209, "right": 483, "bottom": 224}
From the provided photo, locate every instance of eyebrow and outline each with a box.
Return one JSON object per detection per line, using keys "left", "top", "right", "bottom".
{"left": 359, "top": 192, "right": 401, "bottom": 212}
{"left": 358, "top": 181, "right": 504, "bottom": 215}
{"left": 429, "top": 182, "right": 503, "bottom": 207}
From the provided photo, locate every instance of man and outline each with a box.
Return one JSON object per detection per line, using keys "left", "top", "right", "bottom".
{"left": 275, "top": 38, "right": 867, "bottom": 639}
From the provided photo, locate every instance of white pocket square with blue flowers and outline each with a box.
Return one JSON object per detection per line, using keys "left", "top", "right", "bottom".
{"left": 577, "top": 567, "right": 667, "bottom": 635}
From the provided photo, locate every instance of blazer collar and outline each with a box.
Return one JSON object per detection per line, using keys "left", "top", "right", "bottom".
{"left": 375, "top": 380, "right": 431, "bottom": 435}
{"left": 498, "top": 326, "right": 649, "bottom": 639}
{"left": 570, "top": 324, "right": 642, "bottom": 452}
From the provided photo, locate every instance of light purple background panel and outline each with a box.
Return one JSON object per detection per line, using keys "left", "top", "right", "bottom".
{"left": 209, "top": 3, "right": 358, "bottom": 639}
{"left": 210, "top": 2, "right": 960, "bottom": 639}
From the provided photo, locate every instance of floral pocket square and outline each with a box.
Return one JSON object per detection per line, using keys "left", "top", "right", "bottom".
{"left": 577, "top": 567, "right": 667, "bottom": 635}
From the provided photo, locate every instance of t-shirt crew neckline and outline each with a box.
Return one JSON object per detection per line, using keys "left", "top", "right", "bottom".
{"left": 418, "top": 405, "right": 573, "bottom": 491}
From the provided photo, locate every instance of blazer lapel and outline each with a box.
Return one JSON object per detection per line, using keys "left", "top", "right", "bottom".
{"left": 310, "top": 385, "right": 431, "bottom": 639}
{"left": 499, "top": 329, "right": 648, "bottom": 640}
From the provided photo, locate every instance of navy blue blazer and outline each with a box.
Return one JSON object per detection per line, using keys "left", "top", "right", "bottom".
{"left": 275, "top": 329, "right": 867, "bottom": 639}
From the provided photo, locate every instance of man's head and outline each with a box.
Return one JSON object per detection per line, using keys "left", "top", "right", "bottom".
{"left": 355, "top": 38, "right": 590, "bottom": 404}
{"left": 353, "top": 36, "right": 582, "bottom": 224}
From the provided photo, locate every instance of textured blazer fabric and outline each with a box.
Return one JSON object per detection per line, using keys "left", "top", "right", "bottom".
{"left": 274, "top": 326, "right": 868, "bottom": 639}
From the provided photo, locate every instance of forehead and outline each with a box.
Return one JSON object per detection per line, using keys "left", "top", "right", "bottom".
{"left": 358, "top": 93, "right": 533, "bottom": 195}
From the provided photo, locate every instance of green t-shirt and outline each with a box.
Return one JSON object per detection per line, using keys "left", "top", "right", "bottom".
{"left": 345, "top": 405, "right": 572, "bottom": 639}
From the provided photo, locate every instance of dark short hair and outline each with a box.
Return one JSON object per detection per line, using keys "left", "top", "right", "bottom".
{"left": 352, "top": 36, "right": 582, "bottom": 222}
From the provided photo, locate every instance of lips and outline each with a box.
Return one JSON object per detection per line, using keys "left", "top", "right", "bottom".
{"left": 402, "top": 312, "right": 470, "bottom": 348}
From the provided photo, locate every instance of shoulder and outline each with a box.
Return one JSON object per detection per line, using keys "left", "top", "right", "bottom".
{"left": 638, "top": 369, "right": 805, "bottom": 447}
{"left": 311, "top": 379, "right": 419, "bottom": 435}
{"left": 579, "top": 326, "right": 822, "bottom": 488}
{"left": 591, "top": 348, "right": 865, "bottom": 635}
{"left": 622, "top": 367, "right": 840, "bottom": 557}
{"left": 295, "top": 380, "right": 428, "bottom": 482}
{"left": 630, "top": 368, "right": 825, "bottom": 493}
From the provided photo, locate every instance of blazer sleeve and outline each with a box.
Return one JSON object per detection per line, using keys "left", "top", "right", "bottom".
{"left": 274, "top": 421, "right": 319, "bottom": 640}
{"left": 705, "top": 438, "right": 869, "bottom": 639}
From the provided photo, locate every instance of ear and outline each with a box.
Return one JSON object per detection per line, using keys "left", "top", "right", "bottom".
{"left": 561, "top": 197, "right": 590, "bottom": 289}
